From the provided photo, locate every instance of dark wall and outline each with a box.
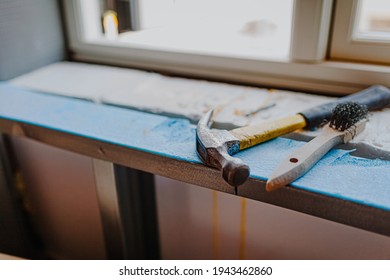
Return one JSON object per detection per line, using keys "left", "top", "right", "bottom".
{"left": 0, "top": 136, "right": 41, "bottom": 258}
{"left": 0, "top": 0, "right": 66, "bottom": 80}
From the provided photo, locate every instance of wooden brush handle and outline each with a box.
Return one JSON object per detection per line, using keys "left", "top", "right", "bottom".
{"left": 266, "top": 127, "right": 344, "bottom": 192}
{"left": 266, "top": 120, "right": 367, "bottom": 192}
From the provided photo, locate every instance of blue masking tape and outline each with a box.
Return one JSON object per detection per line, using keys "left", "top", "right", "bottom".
{"left": 1, "top": 83, "right": 389, "bottom": 211}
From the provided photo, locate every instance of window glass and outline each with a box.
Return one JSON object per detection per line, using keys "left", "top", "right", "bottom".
{"left": 96, "top": 0, "right": 293, "bottom": 59}
{"left": 355, "top": 0, "right": 390, "bottom": 41}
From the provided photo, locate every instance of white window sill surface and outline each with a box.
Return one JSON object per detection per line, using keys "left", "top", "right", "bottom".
{"left": 10, "top": 61, "right": 390, "bottom": 155}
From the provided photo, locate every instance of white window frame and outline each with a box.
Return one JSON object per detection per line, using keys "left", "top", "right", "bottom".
{"left": 63, "top": 0, "right": 390, "bottom": 94}
{"left": 330, "top": 0, "right": 390, "bottom": 64}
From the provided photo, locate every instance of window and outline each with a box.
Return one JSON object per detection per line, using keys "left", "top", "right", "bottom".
{"left": 122, "top": 0, "right": 293, "bottom": 59}
{"left": 330, "top": 0, "right": 390, "bottom": 64}
{"left": 357, "top": 0, "right": 390, "bottom": 38}
{"left": 68, "top": 0, "right": 294, "bottom": 59}
{"left": 63, "top": 0, "right": 390, "bottom": 94}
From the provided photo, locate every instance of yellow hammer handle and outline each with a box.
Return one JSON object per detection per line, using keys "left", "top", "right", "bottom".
{"left": 230, "top": 114, "right": 307, "bottom": 150}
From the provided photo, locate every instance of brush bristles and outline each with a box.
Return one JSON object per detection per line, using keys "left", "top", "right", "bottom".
{"left": 329, "top": 102, "right": 368, "bottom": 131}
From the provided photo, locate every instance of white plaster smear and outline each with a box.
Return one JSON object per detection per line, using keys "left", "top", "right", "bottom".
{"left": 11, "top": 62, "right": 390, "bottom": 153}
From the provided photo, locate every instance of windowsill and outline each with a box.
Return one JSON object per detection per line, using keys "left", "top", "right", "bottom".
{"left": 1, "top": 62, "right": 390, "bottom": 237}
{"left": 70, "top": 39, "right": 390, "bottom": 95}
{"left": 9, "top": 61, "right": 390, "bottom": 159}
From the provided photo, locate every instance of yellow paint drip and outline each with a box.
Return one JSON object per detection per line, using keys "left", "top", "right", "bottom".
{"left": 231, "top": 114, "right": 307, "bottom": 150}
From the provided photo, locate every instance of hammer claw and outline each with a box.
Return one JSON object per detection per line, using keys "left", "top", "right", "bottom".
{"left": 196, "top": 110, "right": 250, "bottom": 187}
{"left": 198, "top": 109, "right": 214, "bottom": 128}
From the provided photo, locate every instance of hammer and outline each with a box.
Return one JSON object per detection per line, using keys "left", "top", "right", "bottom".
{"left": 196, "top": 85, "right": 390, "bottom": 187}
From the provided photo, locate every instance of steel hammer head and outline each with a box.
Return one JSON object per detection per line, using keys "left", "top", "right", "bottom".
{"left": 196, "top": 110, "right": 250, "bottom": 186}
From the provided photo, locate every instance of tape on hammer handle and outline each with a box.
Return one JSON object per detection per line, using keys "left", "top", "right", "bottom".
{"left": 301, "top": 85, "right": 390, "bottom": 129}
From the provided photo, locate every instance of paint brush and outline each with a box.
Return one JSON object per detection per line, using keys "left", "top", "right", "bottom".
{"left": 266, "top": 102, "right": 368, "bottom": 192}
